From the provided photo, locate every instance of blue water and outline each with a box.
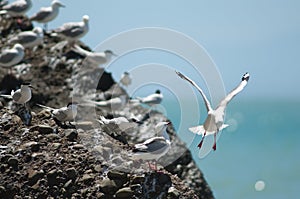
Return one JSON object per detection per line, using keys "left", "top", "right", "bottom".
{"left": 163, "top": 99, "right": 300, "bottom": 199}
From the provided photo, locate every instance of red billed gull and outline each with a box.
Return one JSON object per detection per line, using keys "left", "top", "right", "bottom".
{"left": 1, "top": 83, "right": 33, "bottom": 106}
{"left": 132, "top": 121, "right": 171, "bottom": 170}
{"left": 83, "top": 95, "right": 127, "bottom": 112}
{"left": 0, "top": 0, "right": 31, "bottom": 16}
{"left": 98, "top": 115, "right": 140, "bottom": 131}
{"left": 37, "top": 103, "right": 78, "bottom": 126}
{"left": 134, "top": 90, "right": 163, "bottom": 106}
{"left": 72, "top": 44, "right": 116, "bottom": 66}
{"left": 8, "top": 27, "right": 43, "bottom": 48}
{"left": 29, "top": 0, "right": 65, "bottom": 30}
{"left": 176, "top": 71, "right": 250, "bottom": 151}
{"left": 52, "top": 15, "right": 89, "bottom": 42}
{"left": 0, "top": 43, "right": 24, "bottom": 72}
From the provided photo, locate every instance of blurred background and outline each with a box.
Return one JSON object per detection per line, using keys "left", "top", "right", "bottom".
{"left": 26, "top": 0, "right": 300, "bottom": 198}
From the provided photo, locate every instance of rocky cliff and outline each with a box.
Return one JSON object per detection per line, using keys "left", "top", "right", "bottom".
{"left": 0, "top": 16, "right": 214, "bottom": 199}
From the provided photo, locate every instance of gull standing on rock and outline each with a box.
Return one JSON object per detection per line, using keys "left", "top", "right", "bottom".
{"left": 132, "top": 121, "right": 171, "bottom": 170}
{"left": 0, "top": 0, "right": 31, "bottom": 17}
{"left": 176, "top": 71, "right": 250, "bottom": 151}
{"left": 134, "top": 90, "right": 163, "bottom": 106}
{"left": 52, "top": 15, "right": 89, "bottom": 43}
{"left": 97, "top": 115, "right": 140, "bottom": 131}
{"left": 0, "top": 43, "right": 24, "bottom": 73}
{"left": 83, "top": 95, "right": 127, "bottom": 113}
{"left": 37, "top": 103, "right": 78, "bottom": 126}
{"left": 8, "top": 27, "right": 43, "bottom": 48}
{"left": 29, "top": 0, "right": 65, "bottom": 30}
{"left": 72, "top": 44, "right": 117, "bottom": 66}
{"left": 120, "top": 72, "right": 132, "bottom": 87}
{"left": 0, "top": 82, "right": 33, "bottom": 107}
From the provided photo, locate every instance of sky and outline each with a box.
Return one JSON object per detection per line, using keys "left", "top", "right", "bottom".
{"left": 25, "top": 0, "right": 300, "bottom": 100}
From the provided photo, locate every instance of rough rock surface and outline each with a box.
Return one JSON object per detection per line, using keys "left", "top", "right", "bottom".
{"left": 0, "top": 16, "right": 214, "bottom": 198}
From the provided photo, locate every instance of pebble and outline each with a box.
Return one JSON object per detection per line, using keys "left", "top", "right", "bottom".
{"left": 65, "top": 130, "right": 78, "bottom": 141}
{"left": 72, "top": 144, "right": 85, "bottom": 150}
{"left": 66, "top": 167, "right": 77, "bottom": 180}
{"left": 108, "top": 170, "right": 128, "bottom": 181}
{"left": 115, "top": 187, "right": 134, "bottom": 198}
{"left": 7, "top": 157, "right": 18, "bottom": 167}
{"left": 99, "top": 178, "right": 119, "bottom": 194}
{"left": 38, "top": 125, "right": 54, "bottom": 134}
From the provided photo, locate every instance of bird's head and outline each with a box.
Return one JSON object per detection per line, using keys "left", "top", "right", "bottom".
{"left": 21, "top": 82, "right": 34, "bottom": 89}
{"left": 14, "top": 43, "right": 24, "bottom": 51}
{"left": 155, "top": 121, "right": 171, "bottom": 133}
{"left": 33, "top": 27, "right": 43, "bottom": 34}
{"left": 67, "top": 102, "right": 78, "bottom": 109}
{"left": 52, "top": 0, "right": 65, "bottom": 8}
{"left": 82, "top": 15, "right": 89, "bottom": 23}
{"left": 104, "top": 50, "right": 118, "bottom": 57}
{"left": 242, "top": 72, "right": 250, "bottom": 81}
{"left": 155, "top": 89, "right": 161, "bottom": 94}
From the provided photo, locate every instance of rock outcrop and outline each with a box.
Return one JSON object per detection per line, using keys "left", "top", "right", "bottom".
{"left": 0, "top": 16, "right": 214, "bottom": 198}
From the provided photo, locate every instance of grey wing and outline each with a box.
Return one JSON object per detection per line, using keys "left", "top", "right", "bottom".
{"left": 4, "top": 1, "right": 26, "bottom": 12}
{"left": 30, "top": 10, "right": 51, "bottom": 21}
{"left": 216, "top": 72, "right": 250, "bottom": 114}
{"left": 17, "top": 33, "right": 37, "bottom": 43}
{"left": 53, "top": 109, "right": 68, "bottom": 121}
{"left": 176, "top": 71, "right": 212, "bottom": 112}
{"left": 0, "top": 51, "right": 17, "bottom": 63}
{"left": 140, "top": 138, "right": 167, "bottom": 153}
{"left": 12, "top": 91, "right": 21, "bottom": 102}
{"left": 63, "top": 27, "right": 84, "bottom": 38}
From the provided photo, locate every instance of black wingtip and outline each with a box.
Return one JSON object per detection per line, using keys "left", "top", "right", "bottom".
{"left": 242, "top": 72, "right": 250, "bottom": 81}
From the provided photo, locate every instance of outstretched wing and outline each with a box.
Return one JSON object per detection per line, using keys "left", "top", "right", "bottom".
{"left": 216, "top": 72, "right": 250, "bottom": 115}
{"left": 176, "top": 71, "right": 212, "bottom": 112}
{"left": 189, "top": 125, "right": 206, "bottom": 136}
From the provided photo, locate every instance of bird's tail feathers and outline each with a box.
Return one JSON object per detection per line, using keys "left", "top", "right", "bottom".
{"left": 189, "top": 125, "right": 205, "bottom": 135}
{"left": 220, "top": 124, "right": 229, "bottom": 130}
{"left": 99, "top": 115, "right": 107, "bottom": 124}
{"left": 0, "top": 94, "right": 12, "bottom": 99}
{"left": 36, "top": 104, "right": 55, "bottom": 111}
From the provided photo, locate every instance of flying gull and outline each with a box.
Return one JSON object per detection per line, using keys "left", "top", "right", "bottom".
{"left": 29, "top": 0, "right": 65, "bottom": 30}
{"left": 176, "top": 71, "right": 250, "bottom": 151}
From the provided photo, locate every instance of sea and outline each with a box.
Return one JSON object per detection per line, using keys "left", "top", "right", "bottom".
{"left": 162, "top": 99, "right": 300, "bottom": 199}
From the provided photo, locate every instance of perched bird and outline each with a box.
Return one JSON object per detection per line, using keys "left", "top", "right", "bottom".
{"left": 52, "top": 15, "right": 89, "bottom": 42}
{"left": 176, "top": 71, "right": 250, "bottom": 151}
{"left": 37, "top": 103, "right": 78, "bottom": 126}
{"left": 72, "top": 44, "right": 116, "bottom": 66}
{"left": 0, "top": 82, "right": 33, "bottom": 106}
{"left": 132, "top": 121, "right": 171, "bottom": 170}
{"left": 0, "top": 0, "right": 31, "bottom": 17}
{"left": 136, "top": 90, "right": 163, "bottom": 106}
{"left": 83, "top": 95, "right": 127, "bottom": 112}
{"left": 120, "top": 72, "right": 132, "bottom": 87}
{"left": 8, "top": 27, "right": 43, "bottom": 48}
{"left": 0, "top": 43, "right": 24, "bottom": 73}
{"left": 29, "top": 0, "right": 65, "bottom": 30}
{"left": 98, "top": 115, "right": 140, "bottom": 131}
